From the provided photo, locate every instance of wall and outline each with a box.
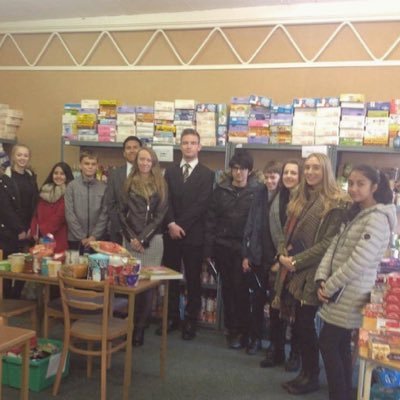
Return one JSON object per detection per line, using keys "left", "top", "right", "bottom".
{"left": 1, "top": 20, "right": 400, "bottom": 182}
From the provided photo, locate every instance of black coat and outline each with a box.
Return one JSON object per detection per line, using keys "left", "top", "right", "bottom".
{"left": 164, "top": 162, "right": 214, "bottom": 246}
{"left": 0, "top": 174, "right": 26, "bottom": 255}
{"left": 242, "top": 186, "right": 290, "bottom": 268}
{"left": 119, "top": 189, "right": 168, "bottom": 247}
{"left": 204, "top": 174, "right": 262, "bottom": 257}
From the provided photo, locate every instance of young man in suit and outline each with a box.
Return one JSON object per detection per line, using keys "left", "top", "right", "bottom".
{"left": 105, "top": 136, "right": 142, "bottom": 244}
{"left": 161, "top": 128, "right": 214, "bottom": 340}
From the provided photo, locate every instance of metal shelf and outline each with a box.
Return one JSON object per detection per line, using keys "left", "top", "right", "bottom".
{"left": 234, "top": 143, "right": 302, "bottom": 151}
{"left": 337, "top": 146, "right": 400, "bottom": 154}
{"left": 0, "top": 138, "right": 17, "bottom": 145}
{"left": 63, "top": 140, "right": 124, "bottom": 149}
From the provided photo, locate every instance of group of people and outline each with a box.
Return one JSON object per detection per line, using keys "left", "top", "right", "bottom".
{"left": 0, "top": 129, "right": 396, "bottom": 400}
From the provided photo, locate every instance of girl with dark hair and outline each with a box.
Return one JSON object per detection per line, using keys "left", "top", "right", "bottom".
{"left": 31, "top": 162, "right": 74, "bottom": 253}
{"left": 316, "top": 165, "right": 397, "bottom": 400}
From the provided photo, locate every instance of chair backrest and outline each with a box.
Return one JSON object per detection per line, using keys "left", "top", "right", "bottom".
{"left": 58, "top": 273, "right": 110, "bottom": 341}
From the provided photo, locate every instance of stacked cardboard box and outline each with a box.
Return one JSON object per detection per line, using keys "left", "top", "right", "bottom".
{"left": 154, "top": 101, "right": 175, "bottom": 145}
{"left": 247, "top": 95, "right": 272, "bottom": 145}
{"left": 339, "top": 94, "right": 365, "bottom": 146}
{"left": 136, "top": 106, "right": 154, "bottom": 145}
{"left": 364, "top": 102, "right": 390, "bottom": 146}
{"left": 77, "top": 100, "right": 98, "bottom": 141}
{"left": 314, "top": 97, "right": 341, "bottom": 145}
{"left": 389, "top": 100, "right": 400, "bottom": 147}
{"left": 174, "top": 99, "right": 196, "bottom": 144}
{"left": 269, "top": 104, "right": 293, "bottom": 144}
{"left": 97, "top": 100, "right": 117, "bottom": 142}
{"left": 216, "top": 104, "right": 228, "bottom": 146}
{"left": 116, "top": 105, "right": 136, "bottom": 143}
{"left": 62, "top": 103, "right": 80, "bottom": 140}
{"left": 292, "top": 98, "right": 317, "bottom": 145}
{"left": 0, "top": 105, "right": 23, "bottom": 141}
{"left": 196, "top": 103, "right": 217, "bottom": 146}
{"left": 228, "top": 97, "right": 250, "bottom": 144}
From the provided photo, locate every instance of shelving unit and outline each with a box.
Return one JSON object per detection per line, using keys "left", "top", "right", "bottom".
{"left": 61, "top": 138, "right": 230, "bottom": 170}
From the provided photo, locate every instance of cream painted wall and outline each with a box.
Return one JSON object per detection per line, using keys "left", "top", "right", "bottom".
{"left": 1, "top": 21, "right": 400, "bottom": 182}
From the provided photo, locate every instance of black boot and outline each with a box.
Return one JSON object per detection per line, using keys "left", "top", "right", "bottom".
{"left": 281, "top": 369, "right": 308, "bottom": 390}
{"left": 285, "top": 351, "right": 301, "bottom": 372}
{"left": 259, "top": 345, "right": 285, "bottom": 368}
{"left": 287, "top": 375, "right": 319, "bottom": 395}
{"left": 132, "top": 327, "right": 145, "bottom": 347}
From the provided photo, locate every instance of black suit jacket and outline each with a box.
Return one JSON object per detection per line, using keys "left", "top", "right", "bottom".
{"left": 164, "top": 162, "right": 214, "bottom": 246}
{"left": 104, "top": 165, "right": 128, "bottom": 243}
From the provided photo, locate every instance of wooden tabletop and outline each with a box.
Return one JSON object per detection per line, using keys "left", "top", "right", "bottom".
{"left": 0, "top": 326, "right": 35, "bottom": 352}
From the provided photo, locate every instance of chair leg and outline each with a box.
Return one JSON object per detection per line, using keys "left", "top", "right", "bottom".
{"left": 31, "top": 308, "right": 38, "bottom": 333}
{"left": 87, "top": 342, "right": 93, "bottom": 378}
{"left": 52, "top": 338, "right": 69, "bottom": 396}
{"left": 101, "top": 348, "right": 107, "bottom": 400}
{"left": 107, "top": 342, "right": 112, "bottom": 369}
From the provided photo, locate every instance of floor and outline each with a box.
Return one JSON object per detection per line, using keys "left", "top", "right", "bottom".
{"left": 2, "top": 320, "right": 338, "bottom": 400}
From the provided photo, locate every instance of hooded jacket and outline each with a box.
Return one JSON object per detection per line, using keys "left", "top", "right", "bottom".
{"left": 204, "top": 171, "right": 263, "bottom": 258}
{"left": 315, "top": 203, "right": 397, "bottom": 329}
{"left": 64, "top": 175, "right": 108, "bottom": 242}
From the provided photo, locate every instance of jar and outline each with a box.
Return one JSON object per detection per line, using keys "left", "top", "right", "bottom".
{"left": 8, "top": 253, "right": 26, "bottom": 273}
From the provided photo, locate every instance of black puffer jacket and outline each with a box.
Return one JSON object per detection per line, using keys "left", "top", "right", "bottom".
{"left": 119, "top": 188, "right": 168, "bottom": 247}
{"left": 0, "top": 173, "right": 26, "bottom": 255}
{"left": 204, "top": 172, "right": 263, "bottom": 258}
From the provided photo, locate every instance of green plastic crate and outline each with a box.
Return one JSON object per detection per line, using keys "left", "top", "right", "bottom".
{"left": 2, "top": 338, "right": 69, "bottom": 392}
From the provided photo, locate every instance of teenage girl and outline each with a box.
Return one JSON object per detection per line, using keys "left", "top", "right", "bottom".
{"left": 31, "top": 162, "right": 74, "bottom": 253}
{"left": 119, "top": 147, "right": 168, "bottom": 346}
{"left": 276, "top": 153, "right": 348, "bottom": 395}
{"left": 316, "top": 165, "right": 396, "bottom": 400}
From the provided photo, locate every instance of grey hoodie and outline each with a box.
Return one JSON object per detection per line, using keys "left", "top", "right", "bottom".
{"left": 315, "top": 203, "right": 397, "bottom": 329}
{"left": 64, "top": 175, "right": 108, "bottom": 242}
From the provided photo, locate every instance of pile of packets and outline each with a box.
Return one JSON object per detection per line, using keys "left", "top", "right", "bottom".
{"left": 359, "top": 262, "right": 400, "bottom": 365}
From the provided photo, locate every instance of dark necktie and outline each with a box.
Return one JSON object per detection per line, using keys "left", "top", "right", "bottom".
{"left": 183, "top": 163, "right": 190, "bottom": 183}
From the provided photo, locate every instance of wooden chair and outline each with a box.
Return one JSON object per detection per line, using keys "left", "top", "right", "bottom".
{"left": 0, "top": 299, "right": 37, "bottom": 331}
{"left": 43, "top": 290, "right": 128, "bottom": 338}
{"left": 52, "top": 274, "right": 129, "bottom": 400}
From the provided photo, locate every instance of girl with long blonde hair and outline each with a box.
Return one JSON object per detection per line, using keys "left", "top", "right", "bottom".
{"left": 276, "top": 153, "right": 349, "bottom": 395}
{"left": 119, "top": 147, "right": 168, "bottom": 346}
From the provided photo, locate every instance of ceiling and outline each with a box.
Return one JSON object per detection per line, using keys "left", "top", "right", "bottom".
{"left": 0, "top": 0, "right": 355, "bottom": 23}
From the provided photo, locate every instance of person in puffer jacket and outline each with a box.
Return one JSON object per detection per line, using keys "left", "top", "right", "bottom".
{"left": 204, "top": 150, "right": 263, "bottom": 351}
{"left": 315, "top": 165, "right": 397, "bottom": 400}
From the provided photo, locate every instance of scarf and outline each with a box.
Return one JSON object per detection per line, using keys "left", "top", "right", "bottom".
{"left": 39, "top": 183, "right": 66, "bottom": 203}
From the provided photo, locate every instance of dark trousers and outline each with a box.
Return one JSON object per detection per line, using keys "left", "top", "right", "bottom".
{"left": 247, "top": 264, "right": 268, "bottom": 340}
{"left": 319, "top": 322, "right": 353, "bottom": 400}
{"left": 2, "top": 238, "right": 27, "bottom": 299}
{"left": 269, "top": 307, "right": 286, "bottom": 353}
{"left": 162, "top": 235, "right": 203, "bottom": 322}
{"left": 134, "top": 290, "right": 154, "bottom": 329}
{"left": 215, "top": 245, "right": 249, "bottom": 334}
{"left": 293, "top": 302, "right": 319, "bottom": 377}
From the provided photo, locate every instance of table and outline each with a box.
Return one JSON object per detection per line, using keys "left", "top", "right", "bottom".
{"left": 0, "top": 325, "right": 36, "bottom": 400}
{"left": 357, "top": 356, "right": 400, "bottom": 400}
{"left": 0, "top": 271, "right": 171, "bottom": 400}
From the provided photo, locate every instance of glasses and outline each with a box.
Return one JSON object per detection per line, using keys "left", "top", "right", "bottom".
{"left": 231, "top": 166, "right": 248, "bottom": 172}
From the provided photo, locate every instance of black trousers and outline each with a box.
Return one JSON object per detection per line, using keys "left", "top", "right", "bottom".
{"left": 293, "top": 302, "right": 319, "bottom": 377}
{"left": 319, "top": 321, "right": 353, "bottom": 400}
{"left": 215, "top": 245, "right": 249, "bottom": 334}
{"left": 162, "top": 235, "right": 203, "bottom": 322}
{"left": 247, "top": 264, "right": 268, "bottom": 340}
